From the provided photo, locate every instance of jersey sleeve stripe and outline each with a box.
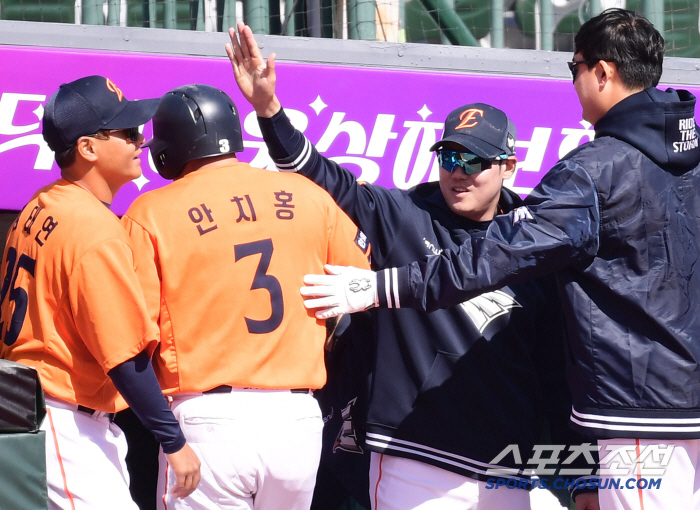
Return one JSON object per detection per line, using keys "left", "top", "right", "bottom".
{"left": 391, "top": 267, "right": 400, "bottom": 309}
{"left": 383, "top": 269, "right": 393, "bottom": 308}
{"left": 275, "top": 136, "right": 312, "bottom": 172}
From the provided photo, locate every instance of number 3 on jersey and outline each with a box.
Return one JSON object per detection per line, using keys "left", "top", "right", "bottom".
{"left": 234, "top": 239, "right": 284, "bottom": 334}
{"left": 0, "top": 247, "right": 36, "bottom": 346}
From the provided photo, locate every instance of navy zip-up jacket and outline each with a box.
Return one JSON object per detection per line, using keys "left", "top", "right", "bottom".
{"left": 259, "top": 111, "right": 591, "bottom": 483}
{"left": 372, "top": 88, "right": 700, "bottom": 439}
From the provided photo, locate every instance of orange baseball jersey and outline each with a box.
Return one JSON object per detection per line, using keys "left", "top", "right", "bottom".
{"left": 0, "top": 180, "right": 156, "bottom": 412}
{"left": 122, "top": 162, "right": 371, "bottom": 393}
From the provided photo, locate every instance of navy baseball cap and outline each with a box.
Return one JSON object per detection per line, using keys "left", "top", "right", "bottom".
{"left": 430, "top": 103, "right": 517, "bottom": 159}
{"left": 42, "top": 75, "right": 160, "bottom": 154}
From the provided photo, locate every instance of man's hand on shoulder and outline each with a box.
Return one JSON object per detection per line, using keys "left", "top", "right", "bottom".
{"left": 301, "top": 265, "right": 379, "bottom": 319}
{"left": 226, "top": 21, "right": 281, "bottom": 118}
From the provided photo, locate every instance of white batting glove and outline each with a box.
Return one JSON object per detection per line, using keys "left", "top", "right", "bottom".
{"left": 301, "top": 265, "right": 378, "bottom": 319}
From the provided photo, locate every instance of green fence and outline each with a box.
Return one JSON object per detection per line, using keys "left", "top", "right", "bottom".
{"left": 1, "top": 0, "right": 698, "bottom": 57}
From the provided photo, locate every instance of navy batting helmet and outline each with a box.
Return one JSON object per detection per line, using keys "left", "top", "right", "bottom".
{"left": 145, "top": 84, "right": 244, "bottom": 180}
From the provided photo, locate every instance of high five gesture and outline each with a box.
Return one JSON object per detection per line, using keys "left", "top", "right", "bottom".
{"left": 226, "top": 22, "right": 281, "bottom": 118}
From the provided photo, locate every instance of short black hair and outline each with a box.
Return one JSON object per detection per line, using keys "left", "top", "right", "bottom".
{"left": 54, "top": 145, "right": 77, "bottom": 169}
{"left": 574, "top": 8, "right": 664, "bottom": 90}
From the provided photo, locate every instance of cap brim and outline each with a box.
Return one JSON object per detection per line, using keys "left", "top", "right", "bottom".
{"left": 429, "top": 134, "right": 504, "bottom": 159}
{"left": 103, "top": 98, "right": 160, "bottom": 130}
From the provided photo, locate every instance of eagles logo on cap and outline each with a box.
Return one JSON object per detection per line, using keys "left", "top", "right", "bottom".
{"left": 454, "top": 108, "right": 484, "bottom": 130}
{"left": 429, "top": 103, "right": 518, "bottom": 159}
{"left": 105, "top": 78, "right": 124, "bottom": 101}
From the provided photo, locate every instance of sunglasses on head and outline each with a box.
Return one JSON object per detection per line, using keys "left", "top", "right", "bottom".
{"left": 437, "top": 150, "right": 507, "bottom": 175}
{"left": 567, "top": 59, "right": 600, "bottom": 83}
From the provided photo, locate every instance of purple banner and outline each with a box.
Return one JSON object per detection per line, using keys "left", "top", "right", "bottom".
{"left": 1, "top": 44, "right": 698, "bottom": 215}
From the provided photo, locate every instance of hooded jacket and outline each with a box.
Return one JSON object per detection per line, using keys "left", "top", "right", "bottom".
{"left": 259, "top": 111, "right": 590, "bottom": 484}
{"left": 380, "top": 88, "right": 700, "bottom": 439}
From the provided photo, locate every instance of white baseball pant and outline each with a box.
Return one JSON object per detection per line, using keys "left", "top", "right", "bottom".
{"left": 42, "top": 396, "right": 138, "bottom": 510}
{"left": 598, "top": 438, "right": 700, "bottom": 510}
{"left": 369, "top": 452, "right": 530, "bottom": 510}
{"left": 158, "top": 388, "right": 323, "bottom": 510}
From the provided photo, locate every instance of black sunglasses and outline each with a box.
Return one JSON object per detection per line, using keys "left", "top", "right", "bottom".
{"left": 110, "top": 127, "right": 141, "bottom": 142}
{"left": 88, "top": 127, "right": 141, "bottom": 142}
{"left": 567, "top": 60, "right": 599, "bottom": 83}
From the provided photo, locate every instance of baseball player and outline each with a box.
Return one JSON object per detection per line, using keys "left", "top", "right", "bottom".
{"left": 298, "top": 9, "right": 700, "bottom": 510}
{"left": 229, "top": 24, "right": 595, "bottom": 510}
{"left": 0, "top": 76, "right": 200, "bottom": 509}
{"left": 120, "top": 84, "right": 371, "bottom": 510}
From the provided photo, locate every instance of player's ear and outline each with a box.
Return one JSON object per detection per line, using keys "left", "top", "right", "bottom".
{"left": 501, "top": 156, "right": 517, "bottom": 180}
{"left": 75, "top": 136, "right": 98, "bottom": 163}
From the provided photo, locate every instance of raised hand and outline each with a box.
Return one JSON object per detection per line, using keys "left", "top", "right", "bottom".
{"left": 225, "top": 21, "right": 281, "bottom": 117}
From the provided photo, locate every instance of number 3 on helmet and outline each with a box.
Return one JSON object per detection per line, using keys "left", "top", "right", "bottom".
{"left": 145, "top": 84, "right": 244, "bottom": 180}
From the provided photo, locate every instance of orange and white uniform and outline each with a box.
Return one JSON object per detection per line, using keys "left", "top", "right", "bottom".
{"left": 0, "top": 179, "right": 156, "bottom": 510}
{"left": 122, "top": 163, "right": 370, "bottom": 393}
{"left": 1, "top": 179, "right": 155, "bottom": 411}
{"left": 122, "top": 162, "right": 370, "bottom": 510}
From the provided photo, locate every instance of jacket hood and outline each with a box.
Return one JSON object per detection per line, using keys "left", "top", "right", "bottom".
{"left": 594, "top": 87, "right": 700, "bottom": 172}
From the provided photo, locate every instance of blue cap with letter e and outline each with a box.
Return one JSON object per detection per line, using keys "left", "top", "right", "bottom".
{"left": 430, "top": 103, "right": 517, "bottom": 159}
{"left": 42, "top": 75, "right": 160, "bottom": 154}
